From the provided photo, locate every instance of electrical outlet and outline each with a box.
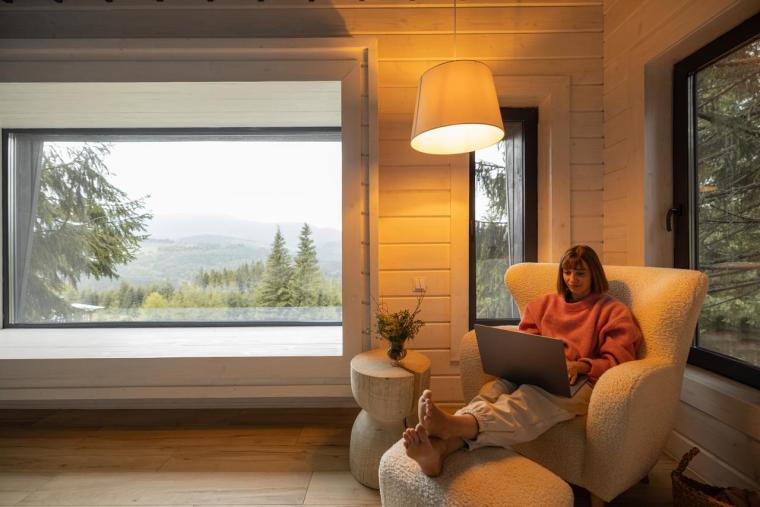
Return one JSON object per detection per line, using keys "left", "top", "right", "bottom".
{"left": 413, "top": 277, "right": 426, "bottom": 293}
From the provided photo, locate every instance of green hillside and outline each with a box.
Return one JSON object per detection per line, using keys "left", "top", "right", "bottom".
{"left": 77, "top": 236, "right": 340, "bottom": 291}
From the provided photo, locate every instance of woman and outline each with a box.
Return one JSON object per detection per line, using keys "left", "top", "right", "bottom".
{"left": 403, "top": 245, "right": 642, "bottom": 477}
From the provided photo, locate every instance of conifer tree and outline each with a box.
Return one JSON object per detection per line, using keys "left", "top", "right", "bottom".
{"left": 23, "top": 143, "right": 150, "bottom": 320}
{"left": 256, "top": 227, "right": 293, "bottom": 307}
{"left": 289, "top": 223, "right": 321, "bottom": 306}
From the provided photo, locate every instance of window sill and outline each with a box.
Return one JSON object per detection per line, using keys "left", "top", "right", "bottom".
{"left": 681, "top": 364, "right": 760, "bottom": 440}
{"left": 0, "top": 326, "right": 342, "bottom": 359}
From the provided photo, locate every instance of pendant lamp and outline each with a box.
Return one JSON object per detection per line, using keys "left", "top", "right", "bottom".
{"left": 410, "top": 0, "right": 504, "bottom": 155}
{"left": 411, "top": 60, "right": 504, "bottom": 155}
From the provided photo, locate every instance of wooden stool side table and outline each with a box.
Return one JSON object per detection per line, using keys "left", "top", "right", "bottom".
{"left": 349, "top": 348, "right": 431, "bottom": 489}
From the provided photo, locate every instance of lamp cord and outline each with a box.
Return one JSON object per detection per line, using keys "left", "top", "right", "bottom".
{"left": 453, "top": 0, "right": 457, "bottom": 59}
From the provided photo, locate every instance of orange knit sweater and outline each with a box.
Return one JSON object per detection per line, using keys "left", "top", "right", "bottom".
{"left": 518, "top": 292, "right": 642, "bottom": 382}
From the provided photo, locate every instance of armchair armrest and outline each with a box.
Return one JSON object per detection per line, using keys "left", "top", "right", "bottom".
{"left": 583, "top": 358, "right": 681, "bottom": 501}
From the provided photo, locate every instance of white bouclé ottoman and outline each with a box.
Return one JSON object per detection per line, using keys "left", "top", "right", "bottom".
{"left": 379, "top": 440, "right": 574, "bottom": 507}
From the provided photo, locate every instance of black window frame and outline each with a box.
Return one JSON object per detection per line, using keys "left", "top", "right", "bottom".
{"left": 469, "top": 107, "right": 538, "bottom": 330}
{"left": 673, "top": 12, "right": 760, "bottom": 389}
{"left": 2, "top": 126, "right": 343, "bottom": 329}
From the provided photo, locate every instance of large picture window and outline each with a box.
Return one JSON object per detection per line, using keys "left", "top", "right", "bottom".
{"left": 469, "top": 108, "right": 538, "bottom": 328}
{"left": 673, "top": 12, "right": 760, "bottom": 388}
{"left": 3, "top": 129, "right": 342, "bottom": 327}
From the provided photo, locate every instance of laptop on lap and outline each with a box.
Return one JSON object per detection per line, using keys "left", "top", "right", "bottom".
{"left": 474, "top": 324, "right": 588, "bottom": 397}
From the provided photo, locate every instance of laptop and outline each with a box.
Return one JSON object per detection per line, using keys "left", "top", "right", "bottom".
{"left": 474, "top": 324, "right": 588, "bottom": 397}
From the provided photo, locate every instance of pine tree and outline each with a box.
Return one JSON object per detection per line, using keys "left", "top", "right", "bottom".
{"left": 289, "top": 223, "right": 321, "bottom": 306}
{"left": 22, "top": 142, "right": 151, "bottom": 320}
{"left": 256, "top": 227, "right": 294, "bottom": 307}
{"left": 693, "top": 40, "right": 760, "bottom": 334}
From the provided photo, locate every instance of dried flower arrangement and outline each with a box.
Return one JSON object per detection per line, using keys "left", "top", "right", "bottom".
{"left": 374, "top": 294, "right": 425, "bottom": 364}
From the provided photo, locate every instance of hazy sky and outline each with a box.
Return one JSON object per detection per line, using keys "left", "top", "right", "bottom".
{"left": 99, "top": 140, "right": 342, "bottom": 230}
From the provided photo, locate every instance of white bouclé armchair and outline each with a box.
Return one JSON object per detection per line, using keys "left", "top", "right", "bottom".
{"left": 461, "top": 263, "right": 709, "bottom": 503}
{"left": 379, "top": 263, "right": 708, "bottom": 506}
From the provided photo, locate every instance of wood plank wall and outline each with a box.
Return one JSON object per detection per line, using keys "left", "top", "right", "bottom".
{"left": 601, "top": 0, "right": 748, "bottom": 265}
{"left": 370, "top": 0, "right": 605, "bottom": 402}
{"left": 0, "top": 0, "right": 605, "bottom": 403}
{"left": 603, "top": 0, "right": 759, "bottom": 489}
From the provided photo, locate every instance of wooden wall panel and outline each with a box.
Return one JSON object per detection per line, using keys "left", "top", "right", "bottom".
{"left": 604, "top": 0, "right": 644, "bottom": 35}
{"left": 602, "top": 225, "right": 628, "bottom": 253}
{"left": 603, "top": 251, "right": 627, "bottom": 265}
{"left": 573, "top": 217, "right": 604, "bottom": 242}
{"left": 571, "top": 138, "right": 604, "bottom": 164}
{"left": 603, "top": 83, "right": 629, "bottom": 121}
{"left": 570, "top": 85, "right": 604, "bottom": 112}
{"left": 407, "top": 323, "right": 451, "bottom": 350}
{"left": 572, "top": 190, "right": 604, "bottom": 216}
{"left": 378, "top": 165, "right": 451, "bottom": 191}
{"left": 378, "top": 87, "right": 416, "bottom": 115}
{"left": 379, "top": 270, "right": 450, "bottom": 297}
{"left": 382, "top": 296, "right": 450, "bottom": 323}
{"left": 603, "top": 198, "right": 629, "bottom": 227}
{"left": 378, "top": 244, "right": 450, "bottom": 270}
{"left": 0, "top": 4, "right": 602, "bottom": 39}
{"left": 604, "top": 169, "right": 628, "bottom": 201}
{"left": 378, "top": 190, "right": 451, "bottom": 217}
{"left": 373, "top": 4, "right": 603, "bottom": 401}
{"left": 459, "top": 6, "right": 603, "bottom": 32}
{"left": 604, "top": 111, "right": 629, "bottom": 147}
{"left": 601, "top": 0, "right": 743, "bottom": 266}
{"left": 384, "top": 84, "right": 604, "bottom": 117}
{"left": 603, "top": 139, "right": 629, "bottom": 174}
{"left": 0, "top": 0, "right": 605, "bottom": 404}
{"left": 604, "top": 0, "right": 759, "bottom": 488}
{"left": 379, "top": 217, "right": 451, "bottom": 243}
{"left": 571, "top": 112, "right": 605, "bottom": 138}
{"left": 376, "top": 33, "right": 602, "bottom": 60}
{"left": 379, "top": 59, "right": 603, "bottom": 87}
{"left": 674, "top": 402, "right": 759, "bottom": 483}
{"left": 379, "top": 139, "right": 455, "bottom": 166}
{"left": 571, "top": 164, "right": 605, "bottom": 190}
{"left": 416, "top": 349, "right": 461, "bottom": 376}
{"left": 603, "top": 53, "right": 629, "bottom": 92}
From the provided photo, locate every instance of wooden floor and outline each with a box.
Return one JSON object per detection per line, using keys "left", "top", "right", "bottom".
{"left": 0, "top": 408, "right": 678, "bottom": 506}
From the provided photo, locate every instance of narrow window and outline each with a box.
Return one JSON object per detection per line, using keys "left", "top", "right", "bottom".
{"left": 673, "top": 13, "right": 760, "bottom": 388}
{"left": 469, "top": 108, "right": 538, "bottom": 328}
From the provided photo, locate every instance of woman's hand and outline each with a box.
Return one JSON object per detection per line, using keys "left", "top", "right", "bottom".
{"left": 566, "top": 360, "right": 591, "bottom": 385}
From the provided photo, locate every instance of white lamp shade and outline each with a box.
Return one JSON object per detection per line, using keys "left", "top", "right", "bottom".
{"left": 411, "top": 60, "right": 504, "bottom": 155}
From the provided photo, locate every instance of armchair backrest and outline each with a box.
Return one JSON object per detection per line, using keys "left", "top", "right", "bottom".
{"left": 504, "top": 263, "right": 708, "bottom": 370}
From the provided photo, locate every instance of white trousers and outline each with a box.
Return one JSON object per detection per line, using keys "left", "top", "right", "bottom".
{"left": 454, "top": 379, "right": 592, "bottom": 450}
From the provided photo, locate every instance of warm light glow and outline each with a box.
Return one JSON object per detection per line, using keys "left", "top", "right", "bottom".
{"left": 411, "top": 60, "right": 504, "bottom": 155}
{"left": 411, "top": 123, "right": 505, "bottom": 155}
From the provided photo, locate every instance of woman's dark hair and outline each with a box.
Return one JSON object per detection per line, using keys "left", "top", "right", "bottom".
{"left": 556, "top": 245, "right": 609, "bottom": 295}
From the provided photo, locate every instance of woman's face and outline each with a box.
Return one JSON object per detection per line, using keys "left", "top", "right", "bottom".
{"left": 563, "top": 260, "right": 592, "bottom": 300}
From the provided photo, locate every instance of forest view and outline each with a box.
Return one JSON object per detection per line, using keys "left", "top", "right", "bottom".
{"left": 10, "top": 138, "right": 342, "bottom": 324}
{"left": 695, "top": 37, "right": 760, "bottom": 367}
{"left": 473, "top": 121, "right": 525, "bottom": 321}
{"left": 471, "top": 37, "right": 760, "bottom": 370}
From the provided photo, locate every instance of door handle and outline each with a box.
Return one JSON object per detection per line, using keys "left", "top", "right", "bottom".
{"left": 666, "top": 206, "right": 683, "bottom": 232}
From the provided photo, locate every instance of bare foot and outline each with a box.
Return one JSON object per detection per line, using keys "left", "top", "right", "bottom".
{"left": 417, "top": 389, "right": 453, "bottom": 439}
{"left": 402, "top": 424, "right": 443, "bottom": 477}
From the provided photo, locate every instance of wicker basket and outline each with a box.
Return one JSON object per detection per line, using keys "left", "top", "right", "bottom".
{"left": 672, "top": 447, "right": 759, "bottom": 507}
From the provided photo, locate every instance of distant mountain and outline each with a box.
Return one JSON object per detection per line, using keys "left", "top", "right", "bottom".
{"left": 147, "top": 213, "right": 341, "bottom": 250}
{"left": 77, "top": 215, "right": 342, "bottom": 291}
